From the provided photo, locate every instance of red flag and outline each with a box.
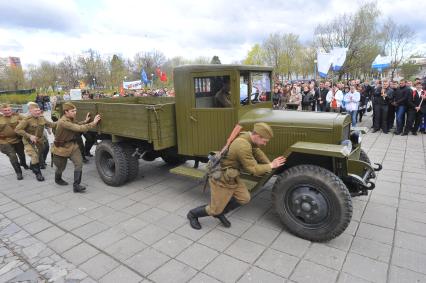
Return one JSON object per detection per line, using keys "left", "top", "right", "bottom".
{"left": 160, "top": 72, "right": 167, "bottom": 82}
{"left": 120, "top": 85, "right": 124, "bottom": 96}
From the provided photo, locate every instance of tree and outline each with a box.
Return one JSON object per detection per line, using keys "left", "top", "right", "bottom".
{"left": 4, "top": 66, "right": 25, "bottom": 91}
{"left": 400, "top": 62, "right": 420, "bottom": 80}
{"left": 314, "top": 2, "right": 382, "bottom": 79}
{"left": 263, "top": 33, "right": 285, "bottom": 75}
{"left": 57, "top": 56, "right": 80, "bottom": 89}
{"left": 78, "top": 49, "right": 108, "bottom": 89}
{"left": 381, "top": 18, "right": 415, "bottom": 79}
{"left": 243, "top": 44, "right": 265, "bottom": 65}
{"left": 281, "top": 33, "right": 301, "bottom": 79}
{"left": 109, "top": 54, "right": 127, "bottom": 89}
{"left": 210, "top": 56, "right": 221, "bottom": 64}
{"left": 133, "top": 50, "right": 166, "bottom": 81}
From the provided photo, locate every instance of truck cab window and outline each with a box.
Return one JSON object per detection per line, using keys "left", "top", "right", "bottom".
{"left": 251, "top": 72, "right": 271, "bottom": 104}
{"left": 194, "top": 75, "right": 231, "bottom": 108}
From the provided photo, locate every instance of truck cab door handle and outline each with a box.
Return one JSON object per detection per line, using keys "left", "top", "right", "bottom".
{"left": 189, "top": 116, "right": 198, "bottom": 122}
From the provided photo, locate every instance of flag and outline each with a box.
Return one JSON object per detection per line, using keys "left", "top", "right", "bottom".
{"left": 160, "top": 72, "right": 167, "bottom": 82}
{"left": 141, "top": 69, "right": 148, "bottom": 84}
{"left": 372, "top": 55, "right": 391, "bottom": 70}
{"left": 119, "top": 84, "right": 124, "bottom": 96}
{"left": 330, "top": 47, "right": 348, "bottom": 71}
{"left": 317, "top": 50, "right": 333, "bottom": 78}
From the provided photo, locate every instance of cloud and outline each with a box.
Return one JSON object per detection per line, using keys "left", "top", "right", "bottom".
{"left": 0, "top": 0, "right": 83, "bottom": 33}
{"left": 0, "top": 0, "right": 425, "bottom": 67}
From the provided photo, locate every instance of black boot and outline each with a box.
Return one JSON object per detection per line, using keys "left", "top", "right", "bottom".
{"left": 12, "top": 162, "right": 23, "bottom": 180}
{"left": 40, "top": 163, "right": 46, "bottom": 169}
{"left": 55, "top": 172, "right": 68, "bottom": 186}
{"left": 214, "top": 198, "right": 241, "bottom": 228}
{"left": 73, "top": 171, "right": 86, "bottom": 193}
{"left": 187, "top": 206, "right": 208, "bottom": 230}
{"left": 82, "top": 156, "right": 89, "bottom": 163}
{"left": 31, "top": 163, "right": 45, "bottom": 181}
{"left": 20, "top": 161, "right": 29, "bottom": 170}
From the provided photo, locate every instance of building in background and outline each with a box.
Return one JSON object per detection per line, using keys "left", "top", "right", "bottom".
{"left": 0, "top": 56, "right": 22, "bottom": 78}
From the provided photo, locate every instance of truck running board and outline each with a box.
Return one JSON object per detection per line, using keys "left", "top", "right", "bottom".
{"left": 170, "top": 164, "right": 206, "bottom": 179}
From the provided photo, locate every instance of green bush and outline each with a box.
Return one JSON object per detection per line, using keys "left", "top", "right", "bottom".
{"left": 0, "top": 93, "right": 37, "bottom": 104}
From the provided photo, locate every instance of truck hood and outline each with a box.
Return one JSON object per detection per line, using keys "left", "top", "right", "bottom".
{"left": 238, "top": 108, "right": 349, "bottom": 129}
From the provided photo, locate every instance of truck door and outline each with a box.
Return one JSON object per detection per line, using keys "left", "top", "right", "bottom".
{"left": 189, "top": 72, "right": 237, "bottom": 156}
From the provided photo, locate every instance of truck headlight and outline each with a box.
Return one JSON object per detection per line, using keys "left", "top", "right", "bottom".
{"left": 350, "top": 131, "right": 362, "bottom": 145}
{"left": 341, "top": 140, "right": 352, "bottom": 156}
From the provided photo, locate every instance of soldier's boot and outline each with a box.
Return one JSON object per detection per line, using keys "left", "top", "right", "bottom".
{"left": 20, "top": 160, "right": 29, "bottom": 170}
{"left": 214, "top": 198, "right": 241, "bottom": 228}
{"left": 31, "top": 163, "right": 45, "bottom": 182}
{"left": 40, "top": 163, "right": 46, "bottom": 169}
{"left": 12, "top": 162, "right": 23, "bottom": 180}
{"left": 73, "top": 171, "right": 86, "bottom": 193}
{"left": 187, "top": 206, "right": 208, "bottom": 230}
{"left": 82, "top": 156, "right": 89, "bottom": 163}
{"left": 55, "top": 172, "right": 68, "bottom": 186}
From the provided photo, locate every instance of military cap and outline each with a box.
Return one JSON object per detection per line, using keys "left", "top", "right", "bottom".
{"left": 27, "top": 102, "right": 40, "bottom": 110}
{"left": 253, "top": 122, "right": 273, "bottom": 139}
{"left": 63, "top": 102, "right": 76, "bottom": 111}
{"left": 0, "top": 103, "right": 10, "bottom": 109}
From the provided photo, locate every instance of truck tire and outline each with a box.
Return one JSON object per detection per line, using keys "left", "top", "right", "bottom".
{"left": 272, "top": 164, "right": 352, "bottom": 242}
{"left": 123, "top": 145, "right": 139, "bottom": 182}
{"left": 359, "top": 149, "right": 371, "bottom": 164}
{"left": 95, "top": 141, "right": 129, "bottom": 187}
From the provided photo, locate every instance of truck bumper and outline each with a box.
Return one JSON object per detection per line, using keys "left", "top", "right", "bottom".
{"left": 345, "top": 159, "right": 382, "bottom": 196}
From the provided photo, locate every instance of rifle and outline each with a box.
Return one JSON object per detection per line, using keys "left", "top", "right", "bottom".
{"left": 202, "top": 124, "right": 243, "bottom": 191}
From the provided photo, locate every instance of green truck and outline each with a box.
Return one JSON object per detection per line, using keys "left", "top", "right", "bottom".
{"left": 67, "top": 64, "right": 381, "bottom": 242}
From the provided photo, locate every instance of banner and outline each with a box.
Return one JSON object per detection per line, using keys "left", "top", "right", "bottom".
{"left": 317, "top": 50, "right": 333, "bottom": 78}
{"left": 372, "top": 55, "right": 391, "bottom": 70}
{"left": 123, "top": 80, "right": 143, "bottom": 90}
{"left": 331, "top": 47, "right": 348, "bottom": 71}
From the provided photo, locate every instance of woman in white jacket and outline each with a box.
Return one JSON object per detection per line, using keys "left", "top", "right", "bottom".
{"left": 326, "top": 85, "right": 343, "bottom": 112}
{"left": 344, "top": 85, "right": 361, "bottom": 126}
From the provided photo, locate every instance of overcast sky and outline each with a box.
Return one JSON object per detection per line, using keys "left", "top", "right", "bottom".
{"left": 1, "top": 0, "right": 425, "bottom": 67}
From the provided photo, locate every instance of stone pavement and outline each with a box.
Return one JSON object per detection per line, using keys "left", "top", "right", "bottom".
{"left": 0, "top": 114, "right": 425, "bottom": 283}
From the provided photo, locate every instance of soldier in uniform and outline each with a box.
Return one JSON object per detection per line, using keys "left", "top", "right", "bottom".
{"left": 214, "top": 77, "right": 232, "bottom": 108}
{"left": 15, "top": 102, "right": 56, "bottom": 181}
{"left": 51, "top": 102, "right": 101, "bottom": 193}
{"left": 187, "top": 123, "right": 286, "bottom": 229}
{"left": 0, "top": 103, "right": 29, "bottom": 180}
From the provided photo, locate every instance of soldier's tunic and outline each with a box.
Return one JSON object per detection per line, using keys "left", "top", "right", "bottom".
{"left": 15, "top": 116, "right": 55, "bottom": 164}
{"left": 51, "top": 116, "right": 95, "bottom": 173}
{"left": 206, "top": 132, "right": 271, "bottom": 215}
{"left": 0, "top": 113, "right": 26, "bottom": 164}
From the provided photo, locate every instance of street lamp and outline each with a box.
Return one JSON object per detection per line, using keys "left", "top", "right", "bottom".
{"left": 92, "top": 78, "right": 96, "bottom": 90}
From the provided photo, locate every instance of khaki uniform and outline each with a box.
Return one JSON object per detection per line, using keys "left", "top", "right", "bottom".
{"left": 15, "top": 116, "right": 56, "bottom": 164}
{"left": 206, "top": 132, "right": 271, "bottom": 215}
{"left": 0, "top": 113, "right": 26, "bottom": 164}
{"left": 51, "top": 116, "right": 95, "bottom": 173}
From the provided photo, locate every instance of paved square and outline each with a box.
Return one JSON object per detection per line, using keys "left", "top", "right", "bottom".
{"left": 0, "top": 114, "right": 425, "bottom": 282}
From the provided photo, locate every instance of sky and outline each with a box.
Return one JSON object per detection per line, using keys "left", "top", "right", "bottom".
{"left": 0, "top": 0, "right": 425, "bottom": 68}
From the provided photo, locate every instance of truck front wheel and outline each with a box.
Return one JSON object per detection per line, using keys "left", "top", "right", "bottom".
{"left": 272, "top": 165, "right": 352, "bottom": 242}
{"left": 95, "top": 141, "right": 129, "bottom": 187}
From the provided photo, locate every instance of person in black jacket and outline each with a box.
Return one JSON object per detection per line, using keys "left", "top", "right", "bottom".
{"left": 316, "top": 82, "right": 328, "bottom": 112}
{"left": 373, "top": 80, "right": 393, "bottom": 134}
{"left": 403, "top": 82, "right": 424, "bottom": 135}
{"left": 301, "top": 85, "right": 314, "bottom": 111}
{"left": 392, "top": 80, "right": 410, "bottom": 135}
{"left": 387, "top": 81, "right": 398, "bottom": 130}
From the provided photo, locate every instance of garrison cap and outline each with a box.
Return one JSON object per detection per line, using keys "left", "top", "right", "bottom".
{"left": 27, "top": 102, "right": 39, "bottom": 110}
{"left": 253, "top": 122, "right": 273, "bottom": 139}
{"left": 63, "top": 102, "right": 76, "bottom": 111}
{"left": 0, "top": 103, "right": 10, "bottom": 109}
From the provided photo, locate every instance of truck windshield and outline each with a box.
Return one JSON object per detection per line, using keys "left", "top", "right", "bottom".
{"left": 251, "top": 72, "right": 271, "bottom": 104}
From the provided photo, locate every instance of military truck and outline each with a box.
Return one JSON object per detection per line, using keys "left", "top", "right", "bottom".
{"left": 67, "top": 65, "right": 381, "bottom": 242}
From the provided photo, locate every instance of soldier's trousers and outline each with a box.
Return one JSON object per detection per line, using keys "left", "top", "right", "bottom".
{"left": 52, "top": 147, "right": 83, "bottom": 174}
{"left": 24, "top": 143, "right": 44, "bottom": 165}
{"left": 0, "top": 142, "right": 26, "bottom": 164}
{"left": 206, "top": 178, "right": 250, "bottom": 216}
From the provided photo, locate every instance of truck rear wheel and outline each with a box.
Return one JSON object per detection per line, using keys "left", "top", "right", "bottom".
{"left": 272, "top": 165, "right": 352, "bottom": 242}
{"left": 95, "top": 141, "right": 129, "bottom": 187}
{"left": 123, "top": 145, "right": 139, "bottom": 182}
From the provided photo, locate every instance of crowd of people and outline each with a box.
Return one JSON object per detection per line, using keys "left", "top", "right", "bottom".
{"left": 272, "top": 78, "right": 426, "bottom": 133}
